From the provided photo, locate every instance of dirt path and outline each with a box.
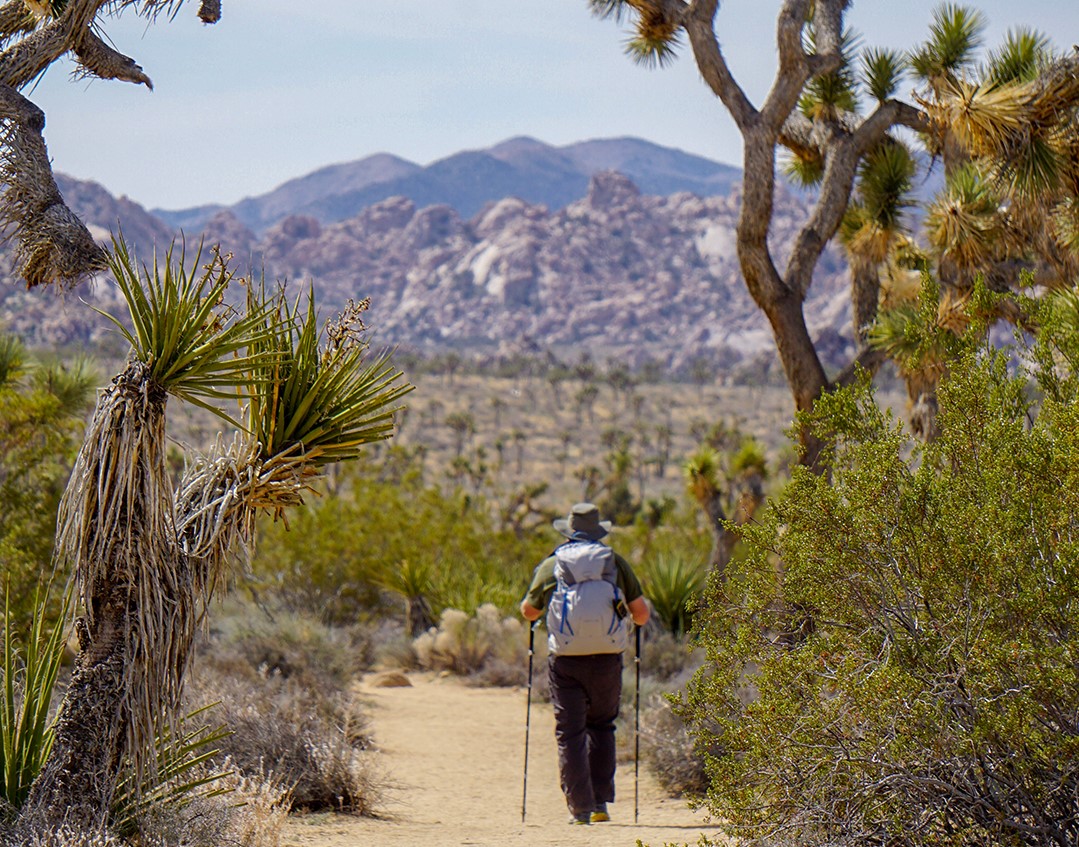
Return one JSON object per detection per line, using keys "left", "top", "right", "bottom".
{"left": 283, "top": 671, "right": 724, "bottom": 847}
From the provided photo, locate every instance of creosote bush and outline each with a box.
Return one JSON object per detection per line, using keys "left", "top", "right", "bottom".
{"left": 685, "top": 311, "right": 1079, "bottom": 846}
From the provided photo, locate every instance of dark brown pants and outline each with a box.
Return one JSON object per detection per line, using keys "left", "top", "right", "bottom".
{"left": 548, "top": 652, "right": 623, "bottom": 816}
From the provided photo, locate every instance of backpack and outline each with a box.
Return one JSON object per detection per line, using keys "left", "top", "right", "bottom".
{"left": 546, "top": 540, "right": 629, "bottom": 656}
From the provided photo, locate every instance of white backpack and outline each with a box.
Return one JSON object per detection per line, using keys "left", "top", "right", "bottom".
{"left": 546, "top": 540, "right": 629, "bottom": 656}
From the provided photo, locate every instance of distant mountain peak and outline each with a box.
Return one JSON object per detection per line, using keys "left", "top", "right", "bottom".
{"left": 152, "top": 136, "right": 743, "bottom": 236}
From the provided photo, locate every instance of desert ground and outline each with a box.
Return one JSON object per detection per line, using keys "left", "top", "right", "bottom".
{"left": 283, "top": 672, "right": 725, "bottom": 847}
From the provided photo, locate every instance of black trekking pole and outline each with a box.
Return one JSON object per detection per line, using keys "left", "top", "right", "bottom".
{"left": 634, "top": 624, "right": 641, "bottom": 824}
{"left": 522, "top": 622, "right": 536, "bottom": 824}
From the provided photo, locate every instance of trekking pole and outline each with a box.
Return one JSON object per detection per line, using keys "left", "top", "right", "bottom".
{"left": 634, "top": 624, "right": 641, "bottom": 824}
{"left": 522, "top": 622, "right": 536, "bottom": 824}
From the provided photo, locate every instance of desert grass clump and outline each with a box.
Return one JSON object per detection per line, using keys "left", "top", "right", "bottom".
{"left": 412, "top": 604, "right": 526, "bottom": 679}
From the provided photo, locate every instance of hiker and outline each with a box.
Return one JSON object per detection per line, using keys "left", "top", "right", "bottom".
{"left": 520, "top": 502, "right": 650, "bottom": 825}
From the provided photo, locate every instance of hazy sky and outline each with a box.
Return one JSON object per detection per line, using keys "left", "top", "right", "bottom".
{"left": 29, "top": 0, "right": 1079, "bottom": 210}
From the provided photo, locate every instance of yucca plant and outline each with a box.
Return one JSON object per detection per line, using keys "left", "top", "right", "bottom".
{"left": 17, "top": 240, "right": 411, "bottom": 838}
{"left": 96, "top": 238, "right": 277, "bottom": 427}
{"left": 247, "top": 292, "right": 412, "bottom": 475}
{"left": 638, "top": 554, "right": 707, "bottom": 639}
{"left": 379, "top": 558, "right": 436, "bottom": 637}
{"left": 111, "top": 705, "right": 234, "bottom": 839}
{"left": 0, "top": 589, "right": 68, "bottom": 818}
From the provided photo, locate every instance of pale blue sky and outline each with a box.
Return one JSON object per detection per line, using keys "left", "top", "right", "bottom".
{"left": 29, "top": 0, "right": 1079, "bottom": 210}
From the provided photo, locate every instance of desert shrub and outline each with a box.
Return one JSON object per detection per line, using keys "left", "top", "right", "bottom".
{"left": 252, "top": 454, "right": 550, "bottom": 623}
{"left": 686, "top": 322, "right": 1079, "bottom": 846}
{"left": 412, "top": 604, "right": 526, "bottom": 679}
{"left": 202, "top": 601, "right": 371, "bottom": 687}
{"left": 372, "top": 628, "right": 420, "bottom": 670}
{"left": 186, "top": 665, "right": 379, "bottom": 815}
{"left": 186, "top": 604, "right": 381, "bottom": 815}
{"left": 639, "top": 630, "right": 702, "bottom": 685}
{"left": 0, "top": 341, "right": 94, "bottom": 632}
{"left": 639, "top": 695, "right": 709, "bottom": 798}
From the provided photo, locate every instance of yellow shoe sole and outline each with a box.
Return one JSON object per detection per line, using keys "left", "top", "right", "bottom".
{"left": 590, "top": 811, "right": 610, "bottom": 823}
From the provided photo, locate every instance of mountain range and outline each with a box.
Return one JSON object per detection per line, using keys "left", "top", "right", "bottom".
{"left": 0, "top": 137, "right": 854, "bottom": 375}
{"left": 153, "top": 137, "right": 744, "bottom": 235}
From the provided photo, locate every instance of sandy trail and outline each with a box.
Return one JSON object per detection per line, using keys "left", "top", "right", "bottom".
{"left": 283, "top": 671, "right": 723, "bottom": 847}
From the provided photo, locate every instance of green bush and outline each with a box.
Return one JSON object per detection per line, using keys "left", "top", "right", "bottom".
{"left": 685, "top": 330, "right": 1079, "bottom": 846}
{"left": 0, "top": 338, "right": 94, "bottom": 631}
{"left": 252, "top": 453, "right": 550, "bottom": 624}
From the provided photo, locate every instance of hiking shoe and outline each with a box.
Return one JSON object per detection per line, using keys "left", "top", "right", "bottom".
{"left": 590, "top": 804, "right": 610, "bottom": 823}
{"left": 568, "top": 812, "right": 591, "bottom": 825}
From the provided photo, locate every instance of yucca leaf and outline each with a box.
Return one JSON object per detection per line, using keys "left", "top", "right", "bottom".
{"left": 861, "top": 47, "right": 906, "bottom": 103}
{"left": 909, "top": 3, "right": 986, "bottom": 86}
{"left": 985, "top": 27, "right": 1051, "bottom": 85}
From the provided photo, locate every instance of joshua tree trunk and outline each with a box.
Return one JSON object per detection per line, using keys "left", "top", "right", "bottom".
{"left": 17, "top": 365, "right": 175, "bottom": 833}
{"left": 17, "top": 587, "right": 131, "bottom": 830}
{"left": 15, "top": 365, "right": 272, "bottom": 839}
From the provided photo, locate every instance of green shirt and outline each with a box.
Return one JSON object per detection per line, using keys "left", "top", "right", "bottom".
{"left": 524, "top": 544, "right": 644, "bottom": 612}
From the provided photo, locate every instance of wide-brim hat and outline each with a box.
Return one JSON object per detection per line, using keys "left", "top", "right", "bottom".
{"left": 553, "top": 502, "right": 612, "bottom": 540}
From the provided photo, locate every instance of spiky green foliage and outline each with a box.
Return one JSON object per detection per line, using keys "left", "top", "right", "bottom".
{"left": 246, "top": 294, "right": 412, "bottom": 468}
{"left": 0, "top": 336, "right": 26, "bottom": 390}
{"left": 985, "top": 27, "right": 1051, "bottom": 85}
{"left": 925, "top": 162, "right": 1009, "bottom": 272}
{"left": 782, "top": 150, "right": 825, "bottom": 188}
{"left": 0, "top": 590, "right": 68, "bottom": 817}
{"left": 625, "top": 32, "right": 680, "bottom": 69}
{"left": 99, "top": 238, "right": 276, "bottom": 427}
{"left": 860, "top": 47, "right": 905, "bottom": 103}
{"left": 842, "top": 141, "right": 917, "bottom": 263}
{"left": 730, "top": 438, "right": 767, "bottom": 478}
{"left": 111, "top": 706, "right": 233, "bottom": 838}
{"left": 638, "top": 554, "right": 707, "bottom": 639}
{"left": 799, "top": 27, "right": 860, "bottom": 120}
{"left": 909, "top": 2, "right": 986, "bottom": 88}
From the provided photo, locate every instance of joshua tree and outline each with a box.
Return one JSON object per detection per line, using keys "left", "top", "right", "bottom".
{"left": 0, "top": 0, "right": 222, "bottom": 290}
{"left": 11, "top": 241, "right": 410, "bottom": 840}
{"left": 587, "top": 1, "right": 1079, "bottom": 462}
{"left": 683, "top": 439, "right": 767, "bottom": 579}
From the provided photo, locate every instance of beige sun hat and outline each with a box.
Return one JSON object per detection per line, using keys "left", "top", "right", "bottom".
{"left": 552, "top": 502, "right": 612, "bottom": 541}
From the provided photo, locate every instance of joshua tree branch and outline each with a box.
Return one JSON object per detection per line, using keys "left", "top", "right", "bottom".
{"left": 786, "top": 101, "right": 919, "bottom": 298}
{"left": 73, "top": 26, "right": 153, "bottom": 87}
{"left": 684, "top": 0, "right": 756, "bottom": 130}
{"left": 0, "top": 83, "right": 107, "bottom": 288}
{"left": 0, "top": 0, "right": 220, "bottom": 289}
